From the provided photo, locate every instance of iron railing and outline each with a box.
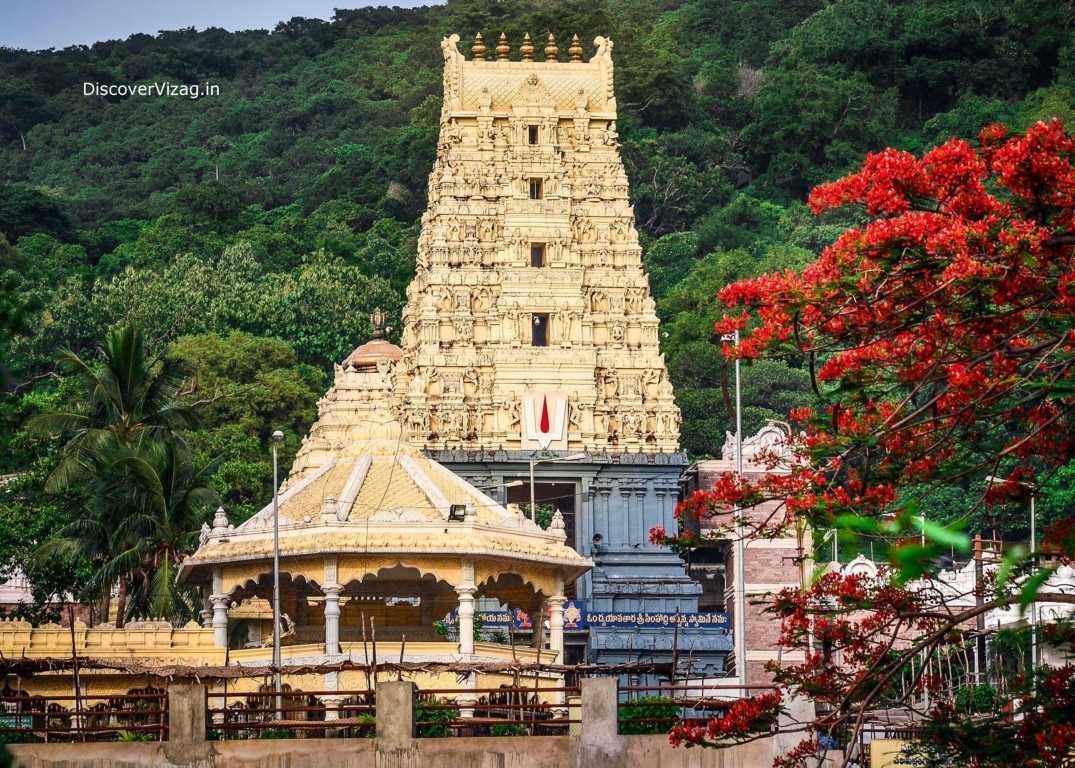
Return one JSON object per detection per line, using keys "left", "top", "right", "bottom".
{"left": 0, "top": 689, "right": 167, "bottom": 742}
{"left": 414, "top": 686, "right": 580, "bottom": 736}
{"left": 206, "top": 688, "right": 375, "bottom": 740}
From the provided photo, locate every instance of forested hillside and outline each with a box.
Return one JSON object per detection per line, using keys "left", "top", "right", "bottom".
{"left": 1, "top": 0, "right": 1073, "bottom": 612}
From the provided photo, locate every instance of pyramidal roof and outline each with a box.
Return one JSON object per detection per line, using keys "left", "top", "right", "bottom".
{"left": 180, "top": 339, "right": 590, "bottom": 578}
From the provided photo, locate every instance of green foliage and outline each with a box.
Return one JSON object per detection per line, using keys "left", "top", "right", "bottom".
{"left": 416, "top": 700, "right": 455, "bottom": 737}
{"left": 116, "top": 729, "right": 155, "bottom": 742}
{"left": 490, "top": 723, "right": 527, "bottom": 736}
{"left": 167, "top": 332, "right": 323, "bottom": 520}
{"left": 954, "top": 684, "right": 999, "bottom": 715}
{"left": 348, "top": 713, "right": 376, "bottom": 738}
{"left": 618, "top": 695, "right": 679, "bottom": 735}
{"left": 255, "top": 727, "right": 292, "bottom": 740}
{"left": 0, "top": 0, "right": 1072, "bottom": 606}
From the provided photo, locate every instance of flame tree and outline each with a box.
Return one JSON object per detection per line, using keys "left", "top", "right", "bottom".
{"left": 655, "top": 120, "right": 1075, "bottom": 767}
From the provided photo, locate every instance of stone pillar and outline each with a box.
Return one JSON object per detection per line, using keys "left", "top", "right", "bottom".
{"left": 548, "top": 595, "right": 566, "bottom": 662}
{"left": 375, "top": 680, "right": 415, "bottom": 748}
{"left": 580, "top": 677, "right": 622, "bottom": 765}
{"left": 209, "top": 594, "right": 229, "bottom": 648}
{"left": 167, "top": 684, "right": 207, "bottom": 743}
{"left": 324, "top": 584, "right": 341, "bottom": 656}
{"left": 456, "top": 586, "right": 476, "bottom": 655}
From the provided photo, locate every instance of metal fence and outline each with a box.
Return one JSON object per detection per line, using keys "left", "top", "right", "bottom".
{"left": 206, "top": 688, "right": 375, "bottom": 739}
{"left": 0, "top": 689, "right": 167, "bottom": 742}
{"left": 617, "top": 682, "right": 776, "bottom": 734}
{"left": 414, "top": 685, "right": 580, "bottom": 736}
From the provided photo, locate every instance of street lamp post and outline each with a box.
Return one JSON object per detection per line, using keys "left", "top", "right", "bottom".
{"left": 271, "top": 429, "right": 284, "bottom": 716}
{"left": 984, "top": 475, "right": 1038, "bottom": 680}
{"left": 528, "top": 453, "right": 587, "bottom": 522}
{"left": 723, "top": 330, "right": 747, "bottom": 695}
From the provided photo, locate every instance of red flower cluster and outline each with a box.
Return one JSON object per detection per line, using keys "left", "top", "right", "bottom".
{"left": 658, "top": 120, "right": 1075, "bottom": 768}
{"left": 657, "top": 121, "right": 1075, "bottom": 553}
{"left": 668, "top": 690, "right": 783, "bottom": 749}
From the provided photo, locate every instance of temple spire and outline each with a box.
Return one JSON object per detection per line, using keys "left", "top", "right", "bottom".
{"left": 544, "top": 32, "right": 559, "bottom": 62}
{"left": 471, "top": 32, "right": 486, "bottom": 60}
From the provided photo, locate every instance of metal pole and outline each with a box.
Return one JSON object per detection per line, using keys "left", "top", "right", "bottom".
{"left": 733, "top": 330, "right": 747, "bottom": 696}
{"left": 271, "top": 430, "right": 283, "bottom": 717}
{"left": 529, "top": 459, "right": 537, "bottom": 522}
{"left": 1030, "top": 493, "right": 1037, "bottom": 677}
{"left": 974, "top": 534, "right": 987, "bottom": 684}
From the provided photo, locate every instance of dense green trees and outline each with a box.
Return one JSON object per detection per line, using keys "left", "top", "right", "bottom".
{"left": 1, "top": 0, "right": 1073, "bottom": 603}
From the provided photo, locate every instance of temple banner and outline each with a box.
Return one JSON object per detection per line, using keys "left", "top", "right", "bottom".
{"left": 586, "top": 610, "right": 729, "bottom": 630}
{"left": 445, "top": 602, "right": 728, "bottom": 631}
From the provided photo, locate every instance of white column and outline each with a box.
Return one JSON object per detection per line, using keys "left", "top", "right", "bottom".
{"left": 548, "top": 595, "right": 566, "bottom": 662}
{"left": 210, "top": 594, "right": 230, "bottom": 648}
{"left": 324, "top": 584, "right": 342, "bottom": 656}
{"left": 456, "top": 586, "right": 476, "bottom": 655}
{"left": 323, "top": 671, "right": 341, "bottom": 722}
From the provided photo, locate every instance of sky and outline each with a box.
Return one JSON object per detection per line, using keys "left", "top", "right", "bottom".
{"left": 1, "top": 0, "right": 435, "bottom": 51}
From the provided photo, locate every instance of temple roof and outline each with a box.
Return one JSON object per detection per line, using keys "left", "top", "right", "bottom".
{"left": 179, "top": 340, "right": 591, "bottom": 583}
{"left": 344, "top": 338, "right": 402, "bottom": 370}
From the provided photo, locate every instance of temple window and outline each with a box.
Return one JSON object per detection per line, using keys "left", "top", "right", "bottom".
{"left": 532, "top": 313, "right": 549, "bottom": 346}
{"left": 529, "top": 178, "right": 543, "bottom": 199}
{"left": 528, "top": 125, "right": 539, "bottom": 144}
{"left": 530, "top": 242, "right": 546, "bottom": 267}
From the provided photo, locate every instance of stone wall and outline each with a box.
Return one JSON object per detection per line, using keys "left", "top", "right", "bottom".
{"left": 9, "top": 679, "right": 842, "bottom": 768}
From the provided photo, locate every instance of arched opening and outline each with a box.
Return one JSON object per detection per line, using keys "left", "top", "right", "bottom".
{"left": 477, "top": 572, "right": 547, "bottom": 648}
{"left": 228, "top": 572, "right": 324, "bottom": 649}
{"left": 339, "top": 565, "right": 458, "bottom": 643}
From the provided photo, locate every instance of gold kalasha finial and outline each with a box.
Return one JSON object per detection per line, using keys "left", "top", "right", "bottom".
{"left": 544, "top": 32, "right": 559, "bottom": 61}
{"left": 496, "top": 32, "right": 510, "bottom": 61}
{"left": 520, "top": 32, "right": 534, "bottom": 61}
{"left": 568, "top": 33, "right": 583, "bottom": 62}
{"left": 471, "top": 32, "right": 487, "bottom": 60}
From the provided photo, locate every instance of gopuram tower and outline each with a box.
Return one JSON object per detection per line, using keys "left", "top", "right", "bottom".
{"left": 394, "top": 32, "right": 729, "bottom": 671}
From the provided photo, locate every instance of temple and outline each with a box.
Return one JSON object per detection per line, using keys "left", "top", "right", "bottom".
{"left": 389, "top": 33, "right": 728, "bottom": 671}
{"left": 0, "top": 31, "right": 729, "bottom": 703}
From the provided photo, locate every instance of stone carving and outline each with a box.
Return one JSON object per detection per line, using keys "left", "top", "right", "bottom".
{"left": 394, "top": 32, "right": 679, "bottom": 453}
{"left": 721, "top": 421, "right": 792, "bottom": 469}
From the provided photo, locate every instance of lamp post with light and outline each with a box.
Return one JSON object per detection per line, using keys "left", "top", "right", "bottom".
{"left": 271, "top": 429, "right": 284, "bottom": 714}
{"left": 528, "top": 453, "right": 587, "bottom": 523}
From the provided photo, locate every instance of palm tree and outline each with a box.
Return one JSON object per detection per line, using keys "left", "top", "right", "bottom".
{"left": 31, "top": 323, "right": 205, "bottom": 625}
{"left": 36, "top": 440, "right": 219, "bottom": 625}
{"left": 96, "top": 442, "right": 219, "bottom": 622}
{"left": 30, "top": 323, "right": 200, "bottom": 493}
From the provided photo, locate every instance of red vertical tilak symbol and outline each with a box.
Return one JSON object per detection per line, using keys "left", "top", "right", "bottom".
{"left": 539, "top": 395, "right": 550, "bottom": 433}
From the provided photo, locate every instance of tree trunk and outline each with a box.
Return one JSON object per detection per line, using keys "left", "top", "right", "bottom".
{"left": 114, "top": 576, "right": 128, "bottom": 629}
{"left": 18, "top": 130, "right": 26, "bottom": 152}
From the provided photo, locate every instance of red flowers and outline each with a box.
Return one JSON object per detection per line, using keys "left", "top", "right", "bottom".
{"left": 658, "top": 121, "right": 1075, "bottom": 766}
{"left": 668, "top": 691, "right": 783, "bottom": 749}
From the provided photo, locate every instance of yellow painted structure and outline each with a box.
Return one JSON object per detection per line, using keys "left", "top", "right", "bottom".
{"left": 2, "top": 30, "right": 614, "bottom": 705}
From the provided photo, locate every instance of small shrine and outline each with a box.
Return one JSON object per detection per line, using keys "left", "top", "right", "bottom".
{"left": 180, "top": 335, "right": 592, "bottom": 663}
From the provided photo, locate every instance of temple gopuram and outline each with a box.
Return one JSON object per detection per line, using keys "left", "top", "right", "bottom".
{"left": 389, "top": 32, "right": 729, "bottom": 671}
